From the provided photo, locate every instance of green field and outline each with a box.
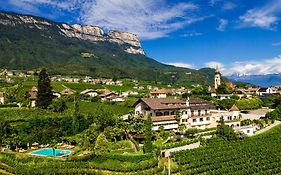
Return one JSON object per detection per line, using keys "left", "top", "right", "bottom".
{"left": 172, "top": 124, "right": 281, "bottom": 174}
{"left": 67, "top": 100, "right": 133, "bottom": 115}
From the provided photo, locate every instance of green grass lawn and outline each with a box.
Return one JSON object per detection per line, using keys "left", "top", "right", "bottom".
{"left": 67, "top": 100, "right": 133, "bottom": 116}
{"left": 63, "top": 83, "right": 104, "bottom": 93}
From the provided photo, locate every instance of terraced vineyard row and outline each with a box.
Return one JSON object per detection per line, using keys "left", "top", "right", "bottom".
{"left": 172, "top": 125, "right": 281, "bottom": 175}
{"left": 0, "top": 153, "right": 163, "bottom": 175}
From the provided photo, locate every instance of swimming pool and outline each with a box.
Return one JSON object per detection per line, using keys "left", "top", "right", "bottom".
{"left": 30, "top": 148, "right": 71, "bottom": 157}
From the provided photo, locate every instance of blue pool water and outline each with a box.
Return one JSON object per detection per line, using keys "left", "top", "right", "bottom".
{"left": 30, "top": 148, "right": 71, "bottom": 157}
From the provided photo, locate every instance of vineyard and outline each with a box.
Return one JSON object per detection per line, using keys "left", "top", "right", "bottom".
{"left": 1, "top": 125, "right": 281, "bottom": 174}
{"left": 0, "top": 152, "right": 163, "bottom": 175}
{"left": 172, "top": 125, "right": 281, "bottom": 174}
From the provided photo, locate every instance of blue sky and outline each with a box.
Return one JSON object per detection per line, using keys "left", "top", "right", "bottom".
{"left": 1, "top": 0, "right": 281, "bottom": 75}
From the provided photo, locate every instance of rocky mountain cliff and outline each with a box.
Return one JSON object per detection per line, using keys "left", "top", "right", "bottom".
{"left": 0, "top": 10, "right": 216, "bottom": 86}
{"left": 0, "top": 11, "right": 145, "bottom": 55}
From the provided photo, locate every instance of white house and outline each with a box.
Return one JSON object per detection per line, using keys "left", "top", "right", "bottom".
{"left": 121, "top": 91, "right": 129, "bottom": 97}
{"left": 29, "top": 86, "right": 38, "bottom": 107}
{"left": 0, "top": 92, "right": 4, "bottom": 104}
{"left": 134, "top": 98, "right": 215, "bottom": 130}
{"left": 210, "top": 105, "right": 241, "bottom": 128}
{"left": 216, "top": 94, "right": 232, "bottom": 100}
{"left": 150, "top": 89, "right": 171, "bottom": 98}
{"left": 122, "top": 91, "right": 139, "bottom": 97}
{"left": 61, "top": 88, "right": 75, "bottom": 96}
{"left": 100, "top": 92, "right": 124, "bottom": 102}
{"left": 258, "top": 87, "right": 277, "bottom": 96}
{"left": 80, "top": 89, "right": 99, "bottom": 97}
{"left": 236, "top": 126, "right": 256, "bottom": 136}
{"left": 53, "top": 92, "right": 61, "bottom": 98}
{"left": 111, "top": 97, "right": 125, "bottom": 102}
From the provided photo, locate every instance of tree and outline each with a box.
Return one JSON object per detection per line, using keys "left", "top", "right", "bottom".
{"left": 185, "top": 128, "right": 198, "bottom": 138}
{"left": 191, "top": 85, "right": 208, "bottom": 95}
{"left": 143, "top": 115, "right": 153, "bottom": 153}
{"left": 216, "top": 84, "right": 233, "bottom": 94}
{"left": 36, "top": 68, "right": 53, "bottom": 109}
{"left": 0, "top": 119, "right": 14, "bottom": 147}
{"left": 72, "top": 101, "right": 88, "bottom": 134}
{"left": 175, "top": 110, "right": 182, "bottom": 122}
{"left": 266, "top": 105, "right": 281, "bottom": 121}
{"left": 218, "top": 99, "right": 236, "bottom": 110}
{"left": 159, "top": 125, "right": 167, "bottom": 138}
{"left": 241, "top": 119, "right": 254, "bottom": 126}
{"left": 49, "top": 98, "right": 67, "bottom": 113}
{"left": 216, "top": 116, "right": 237, "bottom": 141}
{"left": 94, "top": 133, "right": 110, "bottom": 155}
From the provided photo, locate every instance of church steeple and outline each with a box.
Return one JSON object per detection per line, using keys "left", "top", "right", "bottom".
{"left": 214, "top": 66, "right": 221, "bottom": 89}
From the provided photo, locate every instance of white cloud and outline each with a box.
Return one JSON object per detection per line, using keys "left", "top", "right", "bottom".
{"left": 7, "top": 0, "right": 85, "bottom": 16}
{"left": 209, "top": 0, "right": 220, "bottom": 6}
{"left": 13, "top": 0, "right": 82, "bottom": 10}
{"left": 8, "top": 0, "right": 42, "bottom": 13}
{"left": 182, "top": 31, "right": 202, "bottom": 37}
{"left": 217, "top": 19, "right": 228, "bottom": 31}
{"left": 222, "top": 2, "right": 236, "bottom": 10}
{"left": 7, "top": 0, "right": 208, "bottom": 40}
{"left": 166, "top": 62, "right": 194, "bottom": 69}
{"left": 272, "top": 42, "right": 281, "bottom": 46}
{"left": 79, "top": 0, "right": 204, "bottom": 40}
{"left": 205, "top": 56, "right": 281, "bottom": 76}
{"left": 205, "top": 61, "right": 224, "bottom": 70}
{"left": 239, "top": 0, "right": 281, "bottom": 29}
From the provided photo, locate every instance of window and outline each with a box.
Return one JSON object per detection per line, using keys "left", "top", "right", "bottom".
{"left": 205, "top": 110, "right": 208, "bottom": 114}
{"left": 171, "top": 111, "right": 175, "bottom": 115}
{"left": 193, "top": 119, "right": 197, "bottom": 123}
{"left": 182, "top": 119, "right": 188, "bottom": 123}
{"left": 191, "top": 110, "right": 194, "bottom": 116}
{"left": 200, "top": 118, "right": 204, "bottom": 122}
{"left": 247, "top": 130, "right": 250, "bottom": 133}
{"left": 156, "top": 112, "right": 163, "bottom": 116}
{"left": 198, "top": 110, "right": 201, "bottom": 116}
{"left": 164, "top": 111, "right": 169, "bottom": 116}
{"left": 207, "top": 117, "right": 210, "bottom": 121}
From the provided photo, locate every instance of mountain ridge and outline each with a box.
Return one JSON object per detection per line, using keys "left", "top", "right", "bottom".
{"left": 0, "top": 10, "right": 145, "bottom": 55}
{"left": 0, "top": 10, "right": 216, "bottom": 86}
{"left": 228, "top": 74, "right": 281, "bottom": 87}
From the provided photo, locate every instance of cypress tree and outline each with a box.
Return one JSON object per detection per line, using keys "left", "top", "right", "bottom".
{"left": 36, "top": 68, "right": 53, "bottom": 109}
{"left": 144, "top": 115, "right": 153, "bottom": 153}
{"left": 72, "top": 100, "right": 80, "bottom": 134}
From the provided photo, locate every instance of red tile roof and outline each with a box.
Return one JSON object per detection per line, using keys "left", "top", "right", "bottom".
{"left": 134, "top": 98, "right": 214, "bottom": 110}
{"left": 230, "top": 104, "right": 239, "bottom": 111}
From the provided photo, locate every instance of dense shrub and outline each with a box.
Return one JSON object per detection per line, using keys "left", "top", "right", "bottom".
{"left": 0, "top": 103, "right": 18, "bottom": 108}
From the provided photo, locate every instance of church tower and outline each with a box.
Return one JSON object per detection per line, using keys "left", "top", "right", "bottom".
{"left": 214, "top": 66, "right": 221, "bottom": 89}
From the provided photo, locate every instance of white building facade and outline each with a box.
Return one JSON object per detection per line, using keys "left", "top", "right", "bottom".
{"left": 134, "top": 98, "right": 215, "bottom": 130}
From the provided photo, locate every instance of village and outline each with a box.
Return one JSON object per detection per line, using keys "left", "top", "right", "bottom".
{"left": 1, "top": 68, "right": 281, "bottom": 174}
{"left": 0, "top": 67, "right": 279, "bottom": 136}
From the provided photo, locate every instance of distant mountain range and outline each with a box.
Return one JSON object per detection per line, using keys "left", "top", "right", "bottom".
{"left": 0, "top": 10, "right": 217, "bottom": 86}
{"left": 228, "top": 74, "right": 281, "bottom": 87}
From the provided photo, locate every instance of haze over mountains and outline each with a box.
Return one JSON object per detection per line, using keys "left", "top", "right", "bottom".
{"left": 229, "top": 74, "right": 281, "bottom": 87}
{"left": 0, "top": 10, "right": 216, "bottom": 86}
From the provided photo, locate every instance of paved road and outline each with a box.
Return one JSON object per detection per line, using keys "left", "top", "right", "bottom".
{"left": 253, "top": 121, "right": 281, "bottom": 136}
{"left": 161, "top": 142, "right": 200, "bottom": 157}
